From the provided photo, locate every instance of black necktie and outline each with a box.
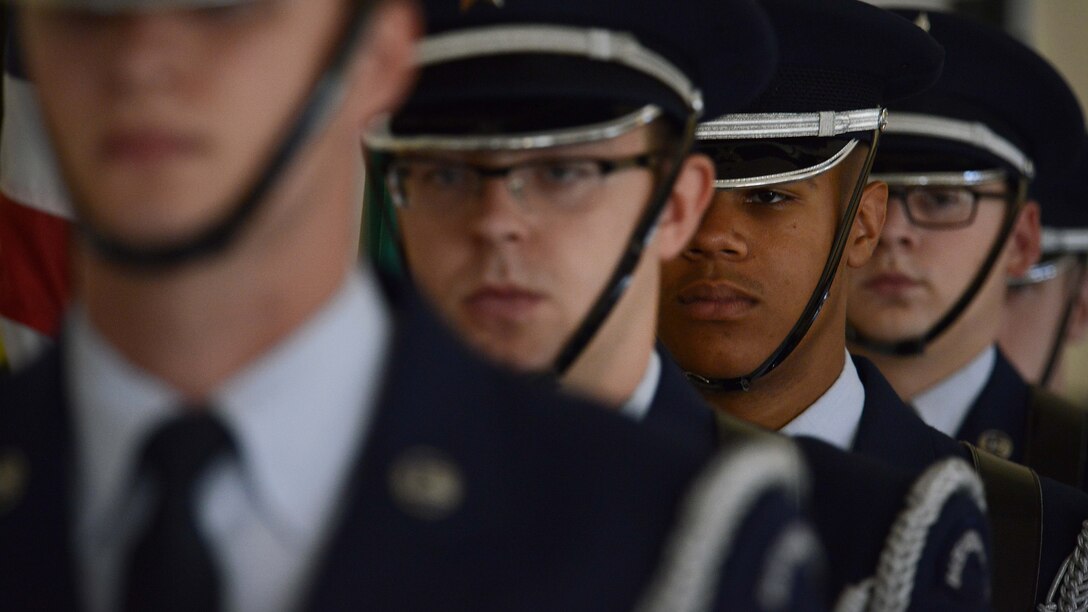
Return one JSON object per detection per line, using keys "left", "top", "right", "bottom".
{"left": 122, "top": 411, "right": 236, "bottom": 612}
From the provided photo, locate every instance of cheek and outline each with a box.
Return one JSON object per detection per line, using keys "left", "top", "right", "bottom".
{"left": 23, "top": 38, "right": 99, "bottom": 158}
{"left": 399, "top": 217, "right": 469, "bottom": 293}
{"left": 920, "top": 226, "right": 1000, "bottom": 299}
{"left": 660, "top": 259, "right": 688, "bottom": 295}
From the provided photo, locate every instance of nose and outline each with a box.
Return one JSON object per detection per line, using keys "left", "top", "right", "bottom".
{"left": 105, "top": 14, "right": 188, "bottom": 95}
{"left": 684, "top": 192, "right": 749, "bottom": 260}
{"left": 880, "top": 194, "right": 921, "bottom": 251}
{"left": 470, "top": 177, "right": 533, "bottom": 245}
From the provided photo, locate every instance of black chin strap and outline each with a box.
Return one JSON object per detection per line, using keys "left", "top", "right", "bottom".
{"left": 847, "top": 177, "right": 1028, "bottom": 356}
{"left": 684, "top": 129, "right": 883, "bottom": 393}
{"left": 73, "top": 2, "right": 375, "bottom": 271}
{"left": 551, "top": 115, "right": 698, "bottom": 375}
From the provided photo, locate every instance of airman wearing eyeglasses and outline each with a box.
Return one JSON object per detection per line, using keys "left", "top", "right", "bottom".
{"left": 843, "top": 10, "right": 1088, "bottom": 491}
{"left": 363, "top": 1, "right": 840, "bottom": 609}
{"left": 844, "top": 12, "right": 1088, "bottom": 608}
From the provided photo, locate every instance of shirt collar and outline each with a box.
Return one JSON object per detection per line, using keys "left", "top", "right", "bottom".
{"left": 620, "top": 351, "right": 662, "bottom": 422}
{"left": 779, "top": 350, "right": 866, "bottom": 451}
{"left": 70, "top": 266, "right": 391, "bottom": 545}
{"left": 912, "top": 345, "right": 996, "bottom": 438}
{"left": 68, "top": 306, "right": 181, "bottom": 542}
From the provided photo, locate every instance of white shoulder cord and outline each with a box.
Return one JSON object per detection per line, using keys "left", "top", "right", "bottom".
{"left": 1039, "top": 521, "right": 1088, "bottom": 612}
{"left": 834, "top": 458, "right": 988, "bottom": 612}
{"left": 634, "top": 438, "right": 816, "bottom": 612}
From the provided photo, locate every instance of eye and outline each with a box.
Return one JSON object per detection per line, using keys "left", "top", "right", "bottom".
{"left": 423, "top": 165, "right": 470, "bottom": 187}
{"left": 928, "top": 190, "right": 964, "bottom": 207}
{"left": 913, "top": 188, "right": 972, "bottom": 212}
{"left": 535, "top": 160, "right": 600, "bottom": 185}
{"left": 745, "top": 189, "right": 791, "bottom": 205}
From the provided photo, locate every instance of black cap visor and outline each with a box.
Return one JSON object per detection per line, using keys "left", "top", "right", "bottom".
{"left": 696, "top": 137, "right": 858, "bottom": 188}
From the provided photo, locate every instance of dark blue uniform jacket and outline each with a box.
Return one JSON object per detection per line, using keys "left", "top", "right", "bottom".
{"left": 645, "top": 350, "right": 991, "bottom": 611}
{"left": 0, "top": 285, "right": 820, "bottom": 612}
{"left": 852, "top": 354, "right": 1088, "bottom": 605}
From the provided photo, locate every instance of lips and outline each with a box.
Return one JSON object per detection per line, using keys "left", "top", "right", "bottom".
{"left": 463, "top": 286, "right": 545, "bottom": 323}
{"left": 676, "top": 282, "right": 758, "bottom": 320}
{"left": 862, "top": 272, "right": 923, "bottom": 296}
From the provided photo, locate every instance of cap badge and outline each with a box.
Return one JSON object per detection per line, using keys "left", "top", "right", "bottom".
{"left": 460, "top": 0, "right": 504, "bottom": 11}
{"left": 914, "top": 12, "right": 932, "bottom": 33}
{"left": 976, "top": 430, "right": 1014, "bottom": 459}
{"left": 389, "top": 446, "right": 465, "bottom": 521}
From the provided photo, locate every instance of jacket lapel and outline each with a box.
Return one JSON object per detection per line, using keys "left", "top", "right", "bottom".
{"left": 304, "top": 288, "right": 702, "bottom": 611}
{"left": 954, "top": 349, "right": 1030, "bottom": 463}
{"left": 642, "top": 347, "right": 718, "bottom": 457}
{"left": 0, "top": 345, "right": 82, "bottom": 611}
{"left": 851, "top": 355, "right": 968, "bottom": 471}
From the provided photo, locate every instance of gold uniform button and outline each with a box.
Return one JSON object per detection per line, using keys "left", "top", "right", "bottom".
{"left": 389, "top": 446, "right": 465, "bottom": 521}
{"left": 976, "top": 430, "right": 1014, "bottom": 460}
{"left": 0, "top": 449, "right": 29, "bottom": 516}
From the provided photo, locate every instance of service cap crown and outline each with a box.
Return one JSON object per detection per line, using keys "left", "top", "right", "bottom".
{"left": 878, "top": 9, "right": 1084, "bottom": 180}
{"left": 383, "top": 0, "right": 777, "bottom": 144}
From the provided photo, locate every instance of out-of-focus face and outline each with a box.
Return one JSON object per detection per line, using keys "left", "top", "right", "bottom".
{"left": 395, "top": 127, "right": 659, "bottom": 371}
{"left": 21, "top": 1, "right": 349, "bottom": 246}
{"left": 658, "top": 162, "right": 859, "bottom": 379}
{"left": 846, "top": 179, "right": 1010, "bottom": 342}
{"left": 999, "top": 255, "right": 1088, "bottom": 384}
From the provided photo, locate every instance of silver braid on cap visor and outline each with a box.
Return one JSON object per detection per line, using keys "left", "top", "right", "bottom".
{"left": 1009, "top": 254, "right": 1080, "bottom": 287}
{"left": 697, "top": 108, "right": 885, "bottom": 140}
{"left": 884, "top": 112, "right": 1036, "bottom": 179}
{"left": 366, "top": 105, "right": 663, "bottom": 153}
{"left": 1043, "top": 228, "right": 1088, "bottom": 256}
{"left": 1012, "top": 228, "right": 1088, "bottom": 287}
{"left": 418, "top": 25, "right": 703, "bottom": 114}
{"left": 869, "top": 168, "right": 1008, "bottom": 188}
{"left": 697, "top": 108, "right": 884, "bottom": 188}
{"left": 1015, "top": 228, "right": 1088, "bottom": 289}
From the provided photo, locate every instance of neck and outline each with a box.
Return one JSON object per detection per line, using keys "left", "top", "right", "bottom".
{"left": 703, "top": 305, "right": 848, "bottom": 431}
{"left": 703, "top": 345, "right": 845, "bottom": 431}
{"left": 853, "top": 292, "right": 1002, "bottom": 401}
{"left": 80, "top": 145, "right": 360, "bottom": 400}
{"left": 855, "top": 335, "right": 993, "bottom": 402}
{"left": 560, "top": 259, "right": 658, "bottom": 408}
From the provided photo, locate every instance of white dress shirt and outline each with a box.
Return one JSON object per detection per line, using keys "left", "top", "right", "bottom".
{"left": 912, "top": 346, "right": 996, "bottom": 438}
{"left": 780, "top": 350, "right": 866, "bottom": 451}
{"left": 69, "top": 267, "right": 391, "bottom": 612}
{"left": 620, "top": 351, "right": 662, "bottom": 422}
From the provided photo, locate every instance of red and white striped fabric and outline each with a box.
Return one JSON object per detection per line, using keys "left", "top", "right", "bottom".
{"left": 0, "top": 44, "right": 72, "bottom": 370}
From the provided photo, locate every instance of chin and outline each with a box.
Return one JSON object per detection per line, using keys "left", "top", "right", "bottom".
{"left": 468, "top": 334, "right": 555, "bottom": 374}
{"left": 850, "top": 322, "right": 928, "bottom": 346}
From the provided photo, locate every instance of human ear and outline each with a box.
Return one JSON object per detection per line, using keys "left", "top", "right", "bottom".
{"left": 844, "top": 179, "right": 888, "bottom": 268}
{"left": 1005, "top": 201, "right": 1042, "bottom": 278}
{"left": 345, "top": 0, "right": 423, "bottom": 133}
{"left": 655, "top": 152, "right": 715, "bottom": 261}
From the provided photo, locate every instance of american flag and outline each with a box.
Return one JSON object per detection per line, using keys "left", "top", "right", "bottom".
{"left": 0, "top": 30, "right": 72, "bottom": 371}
